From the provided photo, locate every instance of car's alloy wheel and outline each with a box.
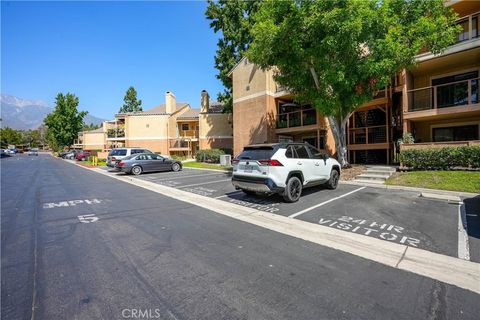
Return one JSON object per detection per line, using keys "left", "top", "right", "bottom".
{"left": 132, "top": 165, "right": 142, "bottom": 175}
{"left": 327, "top": 170, "right": 339, "bottom": 190}
{"left": 172, "top": 163, "right": 181, "bottom": 172}
{"left": 283, "top": 176, "right": 302, "bottom": 203}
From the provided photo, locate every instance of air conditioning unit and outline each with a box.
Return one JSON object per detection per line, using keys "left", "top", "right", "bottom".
{"left": 220, "top": 154, "right": 232, "bottom": 166}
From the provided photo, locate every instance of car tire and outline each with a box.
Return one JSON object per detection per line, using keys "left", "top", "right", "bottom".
{"left": 282, "top": 176, "right": 302, "bottom": 203}
{"left": 131, "top": 165, "right": 142, "bottom": 175}
{"left": 171, "top": 163, "right": 181, "bottom": 172}
{"left": 241, "top": 189, "right": 256, "bottom": 196}
{"left": 326, "top": 170, "right": 339, "bottom": 190}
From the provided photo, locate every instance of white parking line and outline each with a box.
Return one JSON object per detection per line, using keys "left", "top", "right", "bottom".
{"left": 178, "top": 179, "right": 232, "bottom": 189}
{"left": 288, "top": 187, "right": 366, "bottom": 219}
{"left": 458, "top": 202, "right": 470, "bottom": 261}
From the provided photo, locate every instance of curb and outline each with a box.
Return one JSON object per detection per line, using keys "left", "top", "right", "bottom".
{"left": 341, "top": 180, "right": 479, "bottom": 198}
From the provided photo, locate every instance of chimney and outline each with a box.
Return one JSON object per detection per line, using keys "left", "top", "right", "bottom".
{"left": 165, "top": 91, "right": 176, "bottom": 114}
{"left": 201, "top": 90, "right": 209, "bottom": 113}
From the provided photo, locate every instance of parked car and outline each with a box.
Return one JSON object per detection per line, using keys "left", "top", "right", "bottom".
{"left": 59, "top": 151, "right": 69, "bottom": 158}
{"left": 107, "top": 148, "right": 153, "bottom": 167}
{"left": 76, "top": 151, "right": 91, "bottom": 161}
{"left": 232, "top": 142, "right": 341, "bottom": 202}
{"left": 115, "top": 153, "right": 182, "bottom": 175}
{"left": 64, "top": 150, "right": 80, "bottom": 160}
{"left": 6, "top": 148, "right": 17, "bottom": 154}
{"left": 28, "top": 148, "right": 39, "bottom": 156}
{"left": 0, "top": 149, "right": 10, "bottom": 158}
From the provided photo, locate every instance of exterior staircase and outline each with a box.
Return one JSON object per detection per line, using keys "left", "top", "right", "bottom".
{"left": 353, "top": 165, "right": 397, "bottom": 185}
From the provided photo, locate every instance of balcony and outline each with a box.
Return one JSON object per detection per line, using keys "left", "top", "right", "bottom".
{"left": 455, "top": 13, "right": 479, "bottom": 44}
{"left": 349, "top": 125, "right": 387, "bottom": 145}
{"left": 407, "top": 78, "right": 478, "bottom": 112}
{"left": 276, "top": 109, "right": 317, "bottom": 129}
{"left": 178, "top": 130, "right": 198, "bottom": 138}
{"left": 169, "top": 139, "right": 191, "bottom": 150}
{"left": 107, "top": 128, "right": 125, "bottom": 139}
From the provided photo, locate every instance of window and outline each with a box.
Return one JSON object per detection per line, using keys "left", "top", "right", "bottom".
{"left": 285, "top": 146, "right": 296, "bottom": 158}
{"left": 293, "top": 145, "right": 309, "bottom": 159}
{"left": 432, "top": 71, "right": 479, "bottom": 108}
{"left": 306, "top": 145, "right": 323, "bottom": 159}
{"left": 182, "top": 124, "right": 189, "bottom": 131}
{"left": 136, "top": 155, "right": 147, "bottom": 160}
{"left": 109, "top": 149, "right": 127, "bottom": 156}
{"left": 456, "top": 18, "right": 469, "bottom": 42}
{"left": 237, "top": 147, "right": 276, "bottom": 160}
{"left": 131, "top": 149, "right": 143, "bottom": 154}
{"left": 433, "top": 125, "right": 479, "bottom": 142}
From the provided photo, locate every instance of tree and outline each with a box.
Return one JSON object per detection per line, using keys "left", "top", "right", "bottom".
{"left": 205, "top": 0, "right": 261, "bottom": 113}
{"left": 0, "top": 127, "right": 23, "bottom": 147}
{"left": 247, "top": 0, "right": 460, "bottom": 166}
{"left": 119, "top": 86, "right": 142, "bottom": 113}
{"left": 22, "top": 129, "right": 41, "bottom": 147}
{"left": 44, "top": 93, "right": 87, "bottom": 150}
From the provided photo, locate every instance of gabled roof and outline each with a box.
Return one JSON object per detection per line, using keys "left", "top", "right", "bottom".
{"left": 178, "top": 108, "right": 200, "bottom": 119}
{"left": 227, "top": 56, "right": 248, "bottom": 78}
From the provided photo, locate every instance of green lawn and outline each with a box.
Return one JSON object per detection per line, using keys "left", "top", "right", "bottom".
{"left": 386, "top": 171, "right": 480, "bottom": 193}
{"left": 182, "top": 161, "right": 232, "bottom": 171}
{"left": 79, "top": 160, "right": 107, "bottom": 167}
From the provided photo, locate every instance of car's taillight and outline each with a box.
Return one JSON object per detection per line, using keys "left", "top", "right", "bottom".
{"left": 232, "top": 159, "right": 239, "bottom": 165}
{"left": 111, "top": 157, "right": 116, "bottom": 161}
{"left": 258, "top": 159, "right": 283, "bottom": 166}
{"left": 118, "top": 161, "right": 125, "bottom": 167}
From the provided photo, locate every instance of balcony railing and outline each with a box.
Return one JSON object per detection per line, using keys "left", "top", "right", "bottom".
{"left": 349, "top": 125, "right": 387, "bottom": 145}
{"left": 169, "top": 139, "right": 190, "bottom": 149}
{"left": 107, "top": 128, "right": 125, "bottom": 138}
{"left": 455, "top": 13, "right": 479, "bottom": 44}
{"left": 276, "top": 109, "right": 317, "bottom": 129}
{"left": 178, "top": 130, "right": 198, "bottom": 138}
{"left": 408, "top": 78, "right": 478, "bottom": 112}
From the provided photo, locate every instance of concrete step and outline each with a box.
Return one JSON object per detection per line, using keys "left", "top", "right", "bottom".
{"left": 366, "top": 165, "right": 396, "bottom": 170}
{"left": 365, "top": 169, "right": 395, "bottom": 175}
{"left": 352, "top": 179, "right": 385, "bottom": 185}
{"left": 358, "top": 173, "right": 391, "bottom": 179}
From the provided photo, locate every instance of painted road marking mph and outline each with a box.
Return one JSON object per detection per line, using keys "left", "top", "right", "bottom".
{"left": 43, "top": 199, "right": 102, "bottom": 209}
{"left": 319, "top": 216, "right": 421, "bottom": 247}
{"left": 78, "top": 214, "right": 99, "bottom": 223}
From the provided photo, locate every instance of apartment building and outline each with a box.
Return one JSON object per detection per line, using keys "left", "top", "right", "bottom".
{"left": 229, "top": 58, "right": 336, "bottom": 157}
{"left": 230, "top": 0, "right": 479, "bottom": 163}
{"left": 73, "top": 127, "right": 106, "bottom": 151}
{"left": 102, "top": 91, "right": 232, "bottom": 157}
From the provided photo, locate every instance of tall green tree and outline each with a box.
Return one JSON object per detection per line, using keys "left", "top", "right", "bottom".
{"left": 44, "top": 93, "right": 87, "bottom": 149}
{"left": 22, "top": 129, "right": 41, "bottom": 147}
{"left": 247, "top": 0, "right": 460, "bottom": 166}
{"left": 119, "top": 86, "right": 142, "bottom": 113}
{"left": 0, "top": 127, "right": 23, "bottom": 147}
{"left": 205, "top": 0, "right": 260, "bottom": 112}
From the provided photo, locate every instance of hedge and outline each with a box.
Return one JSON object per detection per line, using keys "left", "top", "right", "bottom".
{"left": 195, "top": 149, "right": 225, "bottom": 163}
{"left": 399, "top": 146, "right": 480, "bottom": 169}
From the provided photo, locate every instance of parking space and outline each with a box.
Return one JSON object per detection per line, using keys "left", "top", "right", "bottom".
{"left": 101, "top": 167, "right": 477, "bottom": 262}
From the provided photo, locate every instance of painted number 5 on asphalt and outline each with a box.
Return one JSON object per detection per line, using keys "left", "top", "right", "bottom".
{"left": 78, "top": 214, "right": 99, "bottom": 223}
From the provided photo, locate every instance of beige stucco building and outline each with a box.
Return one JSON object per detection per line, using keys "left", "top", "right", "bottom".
{"left": 101, "top": 91, "right": 233, "bottom": 157}
{"left": 230, "top": 0, "right": 479, "bottom": 163}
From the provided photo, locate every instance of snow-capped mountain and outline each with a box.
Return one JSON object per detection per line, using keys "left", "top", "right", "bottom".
{"left": 0, "top": 94, "right": 105, "bottom": 130}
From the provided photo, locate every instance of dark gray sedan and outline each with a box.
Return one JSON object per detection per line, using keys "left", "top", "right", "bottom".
{"left": 115, "top": 153, "right": 182, "bottom": 175}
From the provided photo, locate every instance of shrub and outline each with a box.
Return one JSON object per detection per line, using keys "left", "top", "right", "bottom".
{"left": 195, "top": 149, "right": 225, "bottom": 163}
{"left": 399, "top": 146, "right": 480, "bottom": 169}
{"left": 170, "top": 154, "right": 188, "bottom": 161}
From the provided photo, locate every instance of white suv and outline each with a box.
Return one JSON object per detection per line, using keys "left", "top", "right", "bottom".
{"left": 232, "top": 143, "right": 341, "bottom": 202}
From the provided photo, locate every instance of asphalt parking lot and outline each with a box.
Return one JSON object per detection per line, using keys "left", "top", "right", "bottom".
{"left": 101, "top": 166, "right": 480, "bottom": 262}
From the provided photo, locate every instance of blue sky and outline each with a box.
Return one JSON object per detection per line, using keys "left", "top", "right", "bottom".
{"left": 1, "top": 1, "right": 224, "bottom": 119}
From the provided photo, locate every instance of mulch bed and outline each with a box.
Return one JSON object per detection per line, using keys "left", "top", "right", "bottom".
{"left": 340, "top": 164, "right": 367, "bottom": 181}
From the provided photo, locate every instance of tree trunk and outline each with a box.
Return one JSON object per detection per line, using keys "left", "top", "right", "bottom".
{"left": 327, "top": 115, "right": 350, "bottom": 167}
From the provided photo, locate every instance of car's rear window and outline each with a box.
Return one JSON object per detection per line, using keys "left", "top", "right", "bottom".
{"left": 237, "top": 147, "right": 276, "bottom": 160}
{"left": 109, "top": 149, "right": 127, "bottom": 156}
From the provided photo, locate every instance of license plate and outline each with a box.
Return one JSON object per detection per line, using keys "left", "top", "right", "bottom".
{"left": 244, "top": 165, "right": 253, "bottom": 173}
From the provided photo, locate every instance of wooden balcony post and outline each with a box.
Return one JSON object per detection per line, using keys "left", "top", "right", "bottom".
{"left": 432, "top": 86, "right": 437, "bottom": 109}
{"left": 287, "top": 113, "right": 289, "bottom": 128}
{"left": 366, "top": 127, "right": 369, "bottom": 144}
{"left": 300, "top": 109, "right": 303, "bottom": 126}
{"left": 467, "top": 79, "right": 472, "bottom": 104}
